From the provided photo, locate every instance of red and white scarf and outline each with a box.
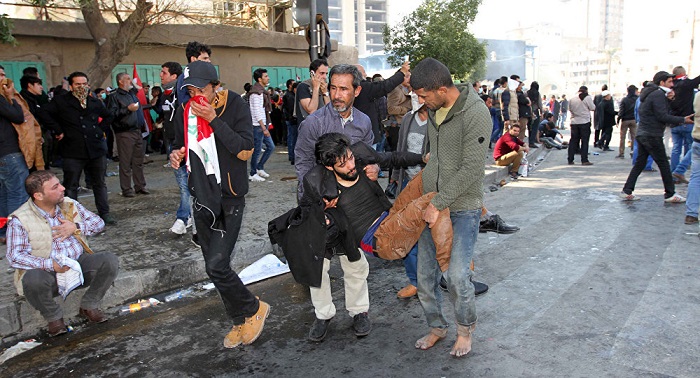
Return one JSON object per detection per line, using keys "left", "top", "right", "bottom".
{"left": 184, "top": 95, "right": 220, "bottom": 184}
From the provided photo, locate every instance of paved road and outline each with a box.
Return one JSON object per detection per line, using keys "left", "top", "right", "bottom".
{"left": 2, "top": 144, "right": 698, "bottom": 377}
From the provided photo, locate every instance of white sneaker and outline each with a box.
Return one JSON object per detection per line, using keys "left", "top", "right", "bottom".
{"left": 249, "top": 173, "right": 265, "bottom": 182}
{"left": 256, "top": 169, "right": 270, "bottom": 178}
{"left": 664, "top": 193, "right": 686, "bottom": 203}
{"left": 186, "top": 217, "right": 193, "bottom": 229}
{"left": 170, "top": 219, "right": 187, "bottom": 235}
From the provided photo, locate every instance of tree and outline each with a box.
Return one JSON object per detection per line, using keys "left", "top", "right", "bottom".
{"left": 1, "top": 14, "right": 18, "bottom": 46}
{"left": 22, "top": 0, "right": 188, "bottom": 86}
{"left": 383, "top": 0, "right": 486, "bottom": 81}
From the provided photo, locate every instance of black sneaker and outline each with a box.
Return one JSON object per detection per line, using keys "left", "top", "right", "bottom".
{"left": 101, "top": 214, "right": 117, "bottom": 225}
{"left": 308, "top": 318, "right": 331, "bottom": 342}
{"left": 439, "top": 276, "right": 448, "bottom": 292}
{"left": 352, "top": 312, "right": 371, "bottom": 337}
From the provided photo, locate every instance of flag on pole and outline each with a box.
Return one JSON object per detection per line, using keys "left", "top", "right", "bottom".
{"left": 132, "top": 63, "right": 154, "bottom": 132}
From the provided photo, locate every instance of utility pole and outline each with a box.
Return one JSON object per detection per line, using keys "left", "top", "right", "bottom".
{"left": 689, "top": 10, "right": 696, "bottom": 74}
{"left": 309, "top": 0, "right": 319, "bottom": 61}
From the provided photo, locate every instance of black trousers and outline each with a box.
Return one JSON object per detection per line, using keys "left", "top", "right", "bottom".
{"left": 601, "top": 126, "right": 613, "bottom": 148}
{"left": 568, "top": 123, "right": 591, "bottom": 163}
{"left": 193, "top": 201, "right": 259, "bottom": 324}
{"left": 63, "top": 157, "right": 110, "bottom": 217}
{"left": 622, "top": 135, "right": 676, "bottom": 198}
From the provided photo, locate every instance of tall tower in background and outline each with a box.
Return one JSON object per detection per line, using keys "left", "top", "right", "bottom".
{"left": 598, "top": 0, "right": 624, "bottom": 50}
{"left": 327, "top": 0, "right": 388, "bottom": 56}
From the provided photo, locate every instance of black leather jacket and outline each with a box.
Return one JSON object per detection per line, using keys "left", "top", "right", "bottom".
{"left": 106, "top": 88, "right": 142, "bottom": 133}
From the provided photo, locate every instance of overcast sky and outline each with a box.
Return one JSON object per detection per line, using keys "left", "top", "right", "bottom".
{"left": 390, "top": 0, "right": 700, "bottom": 50}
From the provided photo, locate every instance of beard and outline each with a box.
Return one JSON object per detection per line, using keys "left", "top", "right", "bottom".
{"left": 335, "top": 168, "right": 358, "bottom": 181}
{"left": 332, "top": 100, "right": 350, "bottom": 113}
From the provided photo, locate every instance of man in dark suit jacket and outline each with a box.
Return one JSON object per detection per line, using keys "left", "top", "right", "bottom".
{"left": 38, "top": 72, "right": 115, "bottom": 224}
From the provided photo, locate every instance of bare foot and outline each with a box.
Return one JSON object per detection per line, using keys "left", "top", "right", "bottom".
{"left": 449, "top": 334, "right": 472, "bottom": 357}
{"left": 450, "top": 324, "right": 475, "bottom": 357}
{"left": 415, "top": 328, "right": 447, "bottom": 350}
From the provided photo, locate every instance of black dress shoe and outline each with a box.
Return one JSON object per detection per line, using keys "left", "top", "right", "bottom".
{"left": 309, "top": 318, "right": 331, "bottom": 342}
{"left": 472, "top": 279, "right": 489, "bottom": 296}
{"left": 479, "top": 214, "right": 520, "bottom": 234}
{"left": 352, "top": 312, "right": 371, "bottom": 337}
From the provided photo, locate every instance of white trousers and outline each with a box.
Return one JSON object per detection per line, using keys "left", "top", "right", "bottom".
{"left": 309, "top": 253, "right": 370, "bottom": 320}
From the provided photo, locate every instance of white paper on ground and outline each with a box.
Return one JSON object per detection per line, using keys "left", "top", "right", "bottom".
{"left": 0, "top": 340, "right": 42, "bottom": 365}
{"left": 239, "top": 254, "right": 290, "bottom": 286}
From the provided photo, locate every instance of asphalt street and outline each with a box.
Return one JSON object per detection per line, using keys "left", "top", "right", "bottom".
{"left": 1, "top": 141, "right": 698, "bottom": 377}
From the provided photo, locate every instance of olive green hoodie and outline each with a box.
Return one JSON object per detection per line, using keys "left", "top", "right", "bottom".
{"left": 422, "top": 87, "right": 492, "bottom": 211}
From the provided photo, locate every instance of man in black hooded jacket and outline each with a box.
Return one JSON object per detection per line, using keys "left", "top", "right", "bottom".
{"left": 620, "top": 71, "right": 694, "bottom": 202}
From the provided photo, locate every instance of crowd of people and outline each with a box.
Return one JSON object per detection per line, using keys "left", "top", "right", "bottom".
{"left": 1, "top": 41, "right": 698, "bottom": 358}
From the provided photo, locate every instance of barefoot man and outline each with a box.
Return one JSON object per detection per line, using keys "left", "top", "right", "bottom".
{"left": 410, "top": 58, "right": 491, "bottom": 357}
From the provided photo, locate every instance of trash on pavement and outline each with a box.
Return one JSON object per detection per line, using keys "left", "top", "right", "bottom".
{"left": 239, "top": 254, "right": 290, "bottom": 285}
{"left": 0, "top": 340, "right": 42, "bottom": 365}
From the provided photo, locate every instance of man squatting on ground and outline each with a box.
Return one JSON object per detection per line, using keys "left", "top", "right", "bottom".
{"left": 6, "top": 170, "right": 119, "bottom": 336}
{"left": 169, "top": 61, "right": 269, "bottom": 348}
{"left": 493, "top": 123, "right": 530, "bottom": 180}
{"left": 410, "top": 57, "right": 492, "bottom": 357}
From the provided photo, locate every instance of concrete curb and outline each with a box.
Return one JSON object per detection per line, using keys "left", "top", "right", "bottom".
{"left": 1, "top": 147, "right": 546, "bottom": 344}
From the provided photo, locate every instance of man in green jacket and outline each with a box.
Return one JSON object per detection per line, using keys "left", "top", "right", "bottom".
{"left": 410, "top": 58, "right": 491, "bottom": 357}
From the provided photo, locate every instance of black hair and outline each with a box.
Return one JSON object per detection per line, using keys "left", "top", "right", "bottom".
{"left": 253, "top": 68, "right": 267, "bottom": 83}
{"left": 500, "top": 76, "right": 508, "bottom": 84}
{"left": 410, "top": 58, "right": 453, "bottom": 91}
{"left": 601, "top": 84, "right": 608, "bottom": 91}
{"left": 25, "top": 170, "right": 58, "bottom": 199}
{"left": 0, "top": 65, "right": 4, "bottom": 70}
{"left": 292, "top": 82, "right": 298, "bottom": 90}
{"left": 373, "top": 73, "right": 383, "bottom": 80}
{"left": 94, "top": 87, "right": 105, "bottom": 94}
{"left": 310, "top": 58, "right": 329, "bottom": 72}
{"left": 315, "top": 132, "right": 352, "bottom": 167}
{"left": 22, "top": 67, "right": 39, "bottom": 77}
{"left": 510, "top": 74, "right": 520, "bottom": 80}
{"left": 244, "top": 83, "right": 252, "bottom": 92}
{"left": 286, "top": 79, "right": 295, "bottom": 89}
{"left": 329, "top": 64, "right": 363, "bottom": 89}
{"left": 20, "top": 75, "right": 42, "bottom": 91}
{"left": 546, "top": 121, "right": 556, "bottom": 129}
{"left": 67, "top": 71, "right": 88, "bottom": 85}
{"left": 161, "top": 61, "right": 183, "bottom": 77}
{"left": 151, "top": 86, "right": 162, "bottom": 95}
{"left": 480, "top": 94, "right": 490, "bottom": 103}
{"left": 543, "top": 112, "right": 553, "bottom": 120}
{"left": 185, "top": 41, "right": 212, "bottom": 63}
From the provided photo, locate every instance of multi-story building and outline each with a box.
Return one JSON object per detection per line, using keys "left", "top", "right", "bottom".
{"left": 327, "top": 0, "right": 388, "bottom": 56}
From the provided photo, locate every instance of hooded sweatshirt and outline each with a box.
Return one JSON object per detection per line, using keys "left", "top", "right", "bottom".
{"left": 637, "top": 84, "right": 686, "bottom": 137}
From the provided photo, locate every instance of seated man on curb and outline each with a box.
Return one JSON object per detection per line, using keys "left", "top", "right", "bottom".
{"left": 494, "top": 124, "right": 529, "bottom": 179}
{"left": 539, "top": 120, "right": 566, "bottom": 150}
{"left": 269, "top": 133, "right": 451, "bottom": 342}
{"left": 6, "top": 170, "right": 119, "bottom": 336}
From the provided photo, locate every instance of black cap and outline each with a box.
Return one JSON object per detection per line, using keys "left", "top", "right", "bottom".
{"left": 181, "top": 61, "right": 218, "bottom": 90}
{"left": 652, "top": 71, "right": 673, "bottom": 85}
{"left": 578, "top": 85, "right": 588, "bottom": 92}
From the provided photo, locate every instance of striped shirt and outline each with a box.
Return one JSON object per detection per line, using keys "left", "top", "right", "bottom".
{"left": 6, "top": 201, "right": 104, "bottom": 272}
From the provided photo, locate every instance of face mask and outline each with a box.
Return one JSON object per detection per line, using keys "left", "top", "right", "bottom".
{"left": 72, "top": 86, "right": 89, "bottom": 103}
{"left": 100, "top": 93, "right": 107, "bottom": 100}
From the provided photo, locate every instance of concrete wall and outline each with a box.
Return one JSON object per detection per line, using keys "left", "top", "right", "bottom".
{"left": 1, "top": 19, "right": 357, "bottom": 90}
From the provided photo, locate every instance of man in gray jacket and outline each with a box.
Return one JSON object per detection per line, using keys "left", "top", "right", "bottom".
{"left": 107, "top": 73, "right": 148, "bottom": 197}
{"left": 620, "top": 71, "right": 694, "bottom": 202}
{"left": 410, "top": 58, "right": 491, "bottom": 358}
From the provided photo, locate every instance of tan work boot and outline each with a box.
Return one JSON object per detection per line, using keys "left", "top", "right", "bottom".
{"left": 397, "top": 284, "right": 418, "bottom": 299}
{"left": 240, "top": 300, "right": 271, "bottom": 345}
{"left": 223, "top": 324, "right": 243, "bottom": 348}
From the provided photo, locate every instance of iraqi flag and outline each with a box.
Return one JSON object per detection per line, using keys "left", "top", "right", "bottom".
{"left": 132, "top": 64, "right": 154, "bottom": 132}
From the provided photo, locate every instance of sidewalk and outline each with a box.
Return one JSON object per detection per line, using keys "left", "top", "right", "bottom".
{"left": 0, "top": 143, "right": 545, "bottom": 344}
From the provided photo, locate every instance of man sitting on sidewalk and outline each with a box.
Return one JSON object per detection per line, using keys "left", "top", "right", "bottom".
{"left": 6, "top": 171, "right": 118, "bottom": 336}
{"left": 494, "top": 124, "right": 529, "bottom": 179}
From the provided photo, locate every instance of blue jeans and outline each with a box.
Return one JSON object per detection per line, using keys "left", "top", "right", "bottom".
{"left": 673, "top": 149, "right": 692, "bottom": 176}
{"left": 490, "top": 108, "right": 503, "bottom": 144}
{"left": 557, "top": 113, "right": 568, "bottom": 128}
{"left": 686, "top": 141, "right": 700, "bottom": 218}
{"left": 250, "top": 127, "right": 274, "bottom": 175}
{"left": 671, "top": 124, "right": 693, "bottom": 172}
{"left": 174, "top": 165, "right": 190, "bottom": 222}
{"left": 417, "top": 209, "right": 479, "bottom": 329}
{"left": 286, "top": 121, "right": 298, "bottom": 162}
{"left": 0, "top": 153, "right": 29, "bottom": 237}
